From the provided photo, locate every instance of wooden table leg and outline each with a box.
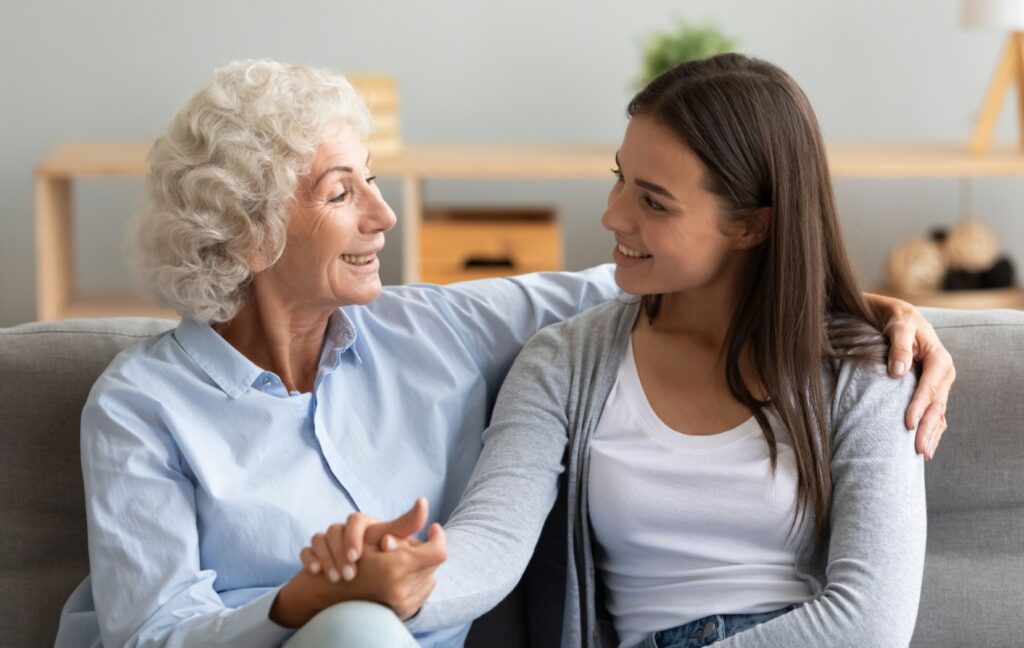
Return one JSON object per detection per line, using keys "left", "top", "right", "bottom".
{"left": 35, "top": 174, "right": 73, "bottom": 321}
{"left": 401, "top": 175, "right": 423, "bottom": 284}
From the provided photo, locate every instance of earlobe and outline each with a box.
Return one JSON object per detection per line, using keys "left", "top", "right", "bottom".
{"left": 246, "top": 236, "right": 278, "bottom": 274}
{"left": 737, "top": 207, "right": 772, "bottom": 249}
{"left": 247, "top": 251, "right": 271, "bottom": 274}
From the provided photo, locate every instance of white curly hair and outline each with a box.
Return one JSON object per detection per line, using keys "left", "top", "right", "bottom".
{"left": 132, "top": 59, "right": 373, "bottom": 323}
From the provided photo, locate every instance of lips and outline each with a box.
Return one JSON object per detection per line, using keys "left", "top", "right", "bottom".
{"left": 339, "top": 242, "right": 384, "bottom": 265}
{"left": 339, "top": 253, "right": 377, "bottom": 265}
{"left": 616, "top": 242, "right": 652, "bottom": 258}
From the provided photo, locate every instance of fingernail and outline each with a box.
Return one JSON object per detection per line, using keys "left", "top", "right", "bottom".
{"left": 310, "top": 561, "right": 321, "bottom": 574}
{"left": 342, "top": 565, "right": 356, "bottom": 582}
{"left": 347, "top": 548, "right": 358, "bottom": 562}
{"left": 327, "top": 568, "right": 340, "bottom": 583}
{"left": 892, "top": 361, "right": 906, "bottom": 376}
{"left": 384, "top": 536, "right": 397, "bottom": 551}
{"left": 929, "top": 437, "right": 937, "bottom": 458}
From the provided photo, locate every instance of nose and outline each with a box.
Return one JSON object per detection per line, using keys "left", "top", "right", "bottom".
{"left": 363, "top": 190, "right": 397, "bottom": 234}
{"left": 600, "top": 185, "right": 632, "bottom": 234}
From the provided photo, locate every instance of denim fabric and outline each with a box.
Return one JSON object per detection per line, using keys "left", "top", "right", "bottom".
{"left": 633, "top": 605, "right": 797, "bottom": 648}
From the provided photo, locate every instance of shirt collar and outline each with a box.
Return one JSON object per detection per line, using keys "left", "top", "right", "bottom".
{"left": 321, "top": 308, "right": 360, "bottom": 367}
{"left": 173, "top": 308, "right": 359, "bottom": 399}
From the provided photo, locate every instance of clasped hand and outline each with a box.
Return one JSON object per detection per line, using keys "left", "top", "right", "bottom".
{"left": 299, "top": 497, "right": 446, "bottom": 621}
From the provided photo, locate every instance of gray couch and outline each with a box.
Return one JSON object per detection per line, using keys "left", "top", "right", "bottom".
{"left": 2, "top": 309, "right": 1022, "bottom": 647}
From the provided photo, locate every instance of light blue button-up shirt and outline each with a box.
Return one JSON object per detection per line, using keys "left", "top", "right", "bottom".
{"left": 54, "top": 267, "right": 617, "bottom": 648}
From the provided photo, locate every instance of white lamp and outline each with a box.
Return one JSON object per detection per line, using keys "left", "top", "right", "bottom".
{"left": 962, "top": 0, "right": 1024, "bottom": 153}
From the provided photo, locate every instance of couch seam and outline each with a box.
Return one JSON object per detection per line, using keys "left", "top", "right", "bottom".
{"left": 932, "top": 323, "right": 1024, "bottom": 330}
{"left": 0, "top": 330, "right": 167, "bottom": 338}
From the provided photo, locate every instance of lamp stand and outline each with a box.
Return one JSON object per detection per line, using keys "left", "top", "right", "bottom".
{"left": 970, "top": 31, "right": 1024, "bottom": 154}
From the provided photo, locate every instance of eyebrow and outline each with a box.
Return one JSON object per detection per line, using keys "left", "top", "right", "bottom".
{"left": 615, "top": 152, "right": 678, "bottom": 201}
{"left": 313, "top": 151, "right": 373, "bottom": 188}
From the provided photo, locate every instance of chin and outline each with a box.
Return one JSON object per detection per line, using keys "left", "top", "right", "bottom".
{"left": 613, "top": 269, "right": 653, "bottom": 295}
{"left": 344, "top": 284, "right": 383, "bottom": 306}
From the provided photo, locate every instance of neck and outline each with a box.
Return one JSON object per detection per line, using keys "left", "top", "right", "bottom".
{"left": 639, "top": 266, "right": 766, "bottom": 401}
{"left": 644, "top": 269, "right": 744, "bottom": 351}
{"left": 214, "top": 283, "right": 335, "bottom": 394}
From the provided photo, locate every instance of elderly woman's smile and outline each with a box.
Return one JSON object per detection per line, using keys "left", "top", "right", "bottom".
{"left": 339, "top": 252, "right": 379, "bottom": 266}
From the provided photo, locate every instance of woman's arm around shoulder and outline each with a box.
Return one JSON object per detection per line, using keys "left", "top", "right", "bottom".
{"left": 381, "top": 266, "right": 618, "bottom": 387}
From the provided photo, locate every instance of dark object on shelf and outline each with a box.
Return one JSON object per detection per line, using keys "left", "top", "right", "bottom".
{"left": 942, "top": 256, "right": 1016, "bottom": 291}
{"left": 943, "top": 269, "right": 984, "bottom": 291}
{"left": 981, "top": 257, "right": 1016, "bottom": 289}
{"left": 929, "top": 227, "right": 949, "bottom": 243}
{"left": 464, "top": 257, "right": 515, "bottom": 269}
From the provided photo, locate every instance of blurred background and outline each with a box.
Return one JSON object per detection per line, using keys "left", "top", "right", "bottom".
{"left": 2, "top": 0, "right": 1023, "bottom": 326}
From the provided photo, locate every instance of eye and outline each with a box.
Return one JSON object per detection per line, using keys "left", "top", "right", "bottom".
{"left": 328, "top": 190, "right": 349, "bottom": 204}
{"left": 365, "top": 175, "right": 377, "bottom": 185}
{"left": 610, "top": 167, "right": 623, "bottom": 183}
{"left": 642, "top": 194, "right": 665, "bottom": 212}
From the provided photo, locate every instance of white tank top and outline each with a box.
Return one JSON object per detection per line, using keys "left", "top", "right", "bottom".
{"left": 588, "top": 338, "right": 813, "bottom": 648}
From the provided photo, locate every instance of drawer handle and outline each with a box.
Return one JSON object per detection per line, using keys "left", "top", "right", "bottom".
{"left": 463, "top": 256, "right": 515, "bottom": 269}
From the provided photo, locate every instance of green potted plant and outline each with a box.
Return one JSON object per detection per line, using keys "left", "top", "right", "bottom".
{"left": 637, "top": 19, "right": 737, "bottom": 88}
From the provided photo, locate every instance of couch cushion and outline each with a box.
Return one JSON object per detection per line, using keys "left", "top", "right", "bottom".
{"left": 0, "top": 318, "right": 175, "bottom": 647}
{"left": 2, "top": 309, "right": 1022, "bottom": 647}
{"left": 911, "top": 308, "right": 1024, "bottom": 647}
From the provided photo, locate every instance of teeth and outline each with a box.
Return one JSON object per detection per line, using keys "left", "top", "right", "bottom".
{"left": 617, "top": 243, "right": 651, "bottom": 258}
{"left": 340, "top": 253, "right": 376, "bottom": 265}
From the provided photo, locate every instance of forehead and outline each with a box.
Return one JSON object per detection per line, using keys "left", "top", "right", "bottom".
{"left": 620, "top": 115, "right": 706, "bottom": 188}
{"left": 310, "top": 122, "right": 368, "bottom": 170}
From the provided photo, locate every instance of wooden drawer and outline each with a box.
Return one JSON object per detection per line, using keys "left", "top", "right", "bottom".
{"left": 420, "top": 209, "right": 562, "bottom": 284}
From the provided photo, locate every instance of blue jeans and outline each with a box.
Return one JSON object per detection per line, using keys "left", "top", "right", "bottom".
{"left": 284, "top": 601, "right": 418, "bottom": 648}
{"left": 633, "top": 605, "right": 798, "bottom": 648}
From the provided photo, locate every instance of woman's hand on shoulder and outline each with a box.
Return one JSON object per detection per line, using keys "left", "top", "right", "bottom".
{"left": 867, "top": 292, "right": 955, "bottom": 460}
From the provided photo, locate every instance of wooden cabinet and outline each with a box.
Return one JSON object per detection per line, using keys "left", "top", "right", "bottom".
{"left": 420, "top": 208, "right": 561, "bottom": 284}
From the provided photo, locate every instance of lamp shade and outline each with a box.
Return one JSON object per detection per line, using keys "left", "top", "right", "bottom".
{"left": 962, "top": 0, "right": 1024, "bottom": 29}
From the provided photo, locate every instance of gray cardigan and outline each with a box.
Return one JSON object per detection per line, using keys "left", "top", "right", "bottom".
{"left": 408, "top": 297, "right": 926, "bottom": 647}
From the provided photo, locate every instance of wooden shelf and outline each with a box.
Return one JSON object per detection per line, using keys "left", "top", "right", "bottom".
{"left": 35, "top": 139, "right": 1024, "bottom": 321}
{"left": 36, "top": 141, "right": 151, "bottom": 177}
{"left": 879, "top": 286, "right": 1024, "bottom": 310}
{"left": 60, "top": 295, "right": 179, "bottom": 320}
{"left": 36, "top": 140, "right": 1024, "bottom": 180}
{"left": 825, "top": 141, "right": 1024, "bottom": 178}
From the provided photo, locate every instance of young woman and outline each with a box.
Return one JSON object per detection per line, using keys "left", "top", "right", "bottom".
{"left": 319, "top": 54, "right": 928, "bottom": 647}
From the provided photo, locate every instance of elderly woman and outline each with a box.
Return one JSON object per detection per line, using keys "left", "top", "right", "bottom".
{"left": 55, "top": 60, "right": 952, "bottom": 647}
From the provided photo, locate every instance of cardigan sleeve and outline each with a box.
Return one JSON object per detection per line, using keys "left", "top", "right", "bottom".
{"left": 405, "top": 321, "right": 576, "bottom": 633}
{"left": 716, "top": 364, "right": 926, "bottom": 648}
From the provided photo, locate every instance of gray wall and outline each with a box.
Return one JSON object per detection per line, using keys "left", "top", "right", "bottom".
{"left": 2, "top": 0, "right": 1022, "bottom": 326}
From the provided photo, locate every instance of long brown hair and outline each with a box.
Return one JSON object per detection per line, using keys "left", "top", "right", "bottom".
{"left": 629, "top": 54, "right": 887, "bottom": 546}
